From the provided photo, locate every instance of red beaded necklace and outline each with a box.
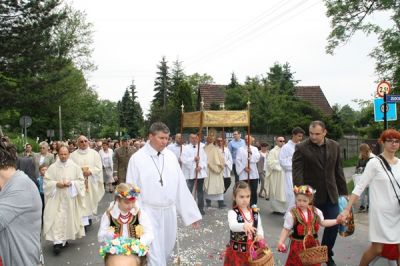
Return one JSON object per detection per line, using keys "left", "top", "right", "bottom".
{"left": 118, "top": 212, "right": 132, "bottom": 224}
{"left": 238, "top": 207, "right": 253, "bottom": 223}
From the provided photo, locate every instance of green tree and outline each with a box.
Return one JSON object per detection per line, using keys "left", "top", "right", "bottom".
{"left": 228, "top": 72, "right": 240, "bottom": 89}
{"left": 324, "top": 0, "right": 400, "bottom": 88}
{"left": 118, "top": 80, "right": 144, "bottom": 138}
{"left": 264, "top": 62, "right": 298, "bottom": 95}
{"left": 152, "top": 56, "right": 171, "bottom": 111}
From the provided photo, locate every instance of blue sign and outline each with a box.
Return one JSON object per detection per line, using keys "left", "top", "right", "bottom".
{"left": 374, "top": 98, "right": 397, "bottom": 122}
{"left": 387, "top": 95, "right": 400, "bottom": 103}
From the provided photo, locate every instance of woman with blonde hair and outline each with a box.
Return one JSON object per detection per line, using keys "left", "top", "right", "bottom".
{"left": 355, "top": 143, "right": 375, "bottom": 212}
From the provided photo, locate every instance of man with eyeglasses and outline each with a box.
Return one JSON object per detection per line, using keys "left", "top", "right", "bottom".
{"left": 70, "top": 135, "right": 105, "bottom": 227}
{"left": 292, "top": 120, "right": 347, "bottom": 266}
{"left": 266, "top": 136, "right": 286, "bottom": 214}
{"left": 228, "top": 130, "right": 245, "bottom": 183}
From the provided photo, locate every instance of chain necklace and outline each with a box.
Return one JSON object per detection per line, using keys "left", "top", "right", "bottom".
{"left": 150, "top": 153, "right": 165, "bottom": 186}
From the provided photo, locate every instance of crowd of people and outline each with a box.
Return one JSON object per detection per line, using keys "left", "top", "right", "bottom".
{"left": 0, "top": 120, "right": 399, "bottom": 266}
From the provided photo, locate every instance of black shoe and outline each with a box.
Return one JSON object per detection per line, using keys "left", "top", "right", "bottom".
{"left": 206, "top": 199, "right": 211, "bottom": 208}
{"left": 88, "top": 219, "right": 92, "bottom": 226}
{"left": 327, "top": 257, "right": 336, "bottom": 266}
{"left": 265, "top": 197, "right": 270, "bottom": 201}
{"left": 359, "top": 206, "right": 366, "bottom": 212}
{"left": 218, "top": 201, "right": 227, "bottom": 209}
{"left": 199, "top": 209, "right": 205, "bottom": 215}
{"left": 53, "top": 244, "right": 62, "bottom": 255}
{"left": 62, "top": 241, "right": 69, "bottom": 248}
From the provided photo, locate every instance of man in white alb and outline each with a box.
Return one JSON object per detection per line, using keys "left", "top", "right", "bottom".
{"left": 279, "top": 127, "right": 305, "bottom": 210}
{"left": 70, "top": 135, "right": 104, "bottom": 226}
{"left": 126, "top": 122, "right": 202, "bottom": 266}
{"left": 235, "top": 135, "right": 260, "bottom": 206}
{"left": 181, "top": 133, "right": 207, "bottom": 215}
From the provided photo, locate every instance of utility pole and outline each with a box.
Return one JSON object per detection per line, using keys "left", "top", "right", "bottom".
{"left": 59, "top": 105, "right": 63, "bottom": 140}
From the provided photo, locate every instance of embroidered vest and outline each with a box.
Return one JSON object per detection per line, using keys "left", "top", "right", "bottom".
{"left": 229, "top": 207, "right": 258, "bottom": 252}
{"left": 109, "top": 211, "right": 140, "bottom": 239}
{"left": 290, "top": 207, "right": 319, "bottom": 240}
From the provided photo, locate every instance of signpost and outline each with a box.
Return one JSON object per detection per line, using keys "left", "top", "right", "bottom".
{"left": 19, "top": 116, "right": 32, "bottom": 144}
{"left": 376, "top": 81, "right": 392, "bottom": 130}
{"left": 373, "top": 98, "right": 397, "bottom": 122}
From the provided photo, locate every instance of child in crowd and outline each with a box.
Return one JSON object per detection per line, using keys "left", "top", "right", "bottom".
{"left": 97, "top": 183, "right": 154, "bottom": 247}
{"left": 37, "top": 164, "right": 47, "bottom": 214}
{"left": 224, "top": 181, "right": 264, "bottom": 265}
{"left": 277, "top": 185, "right": 339, "bottom": 266}
{"left": 99, "top": 236, "right": 149, "bottom": 266}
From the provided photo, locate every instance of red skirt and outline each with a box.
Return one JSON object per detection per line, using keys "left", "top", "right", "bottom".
{"left": 224, "top": 244, "right": 250, "bottom": 266}
{"left": 285, "top": 237, "right": 321, "bottom": 266}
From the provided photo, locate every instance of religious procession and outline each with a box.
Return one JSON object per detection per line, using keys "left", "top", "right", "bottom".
{"left": 1, "top": 112, "right": 400, "bottom": 266}
{"left": 1, "top": 1, "right": 400, "bottom": 265}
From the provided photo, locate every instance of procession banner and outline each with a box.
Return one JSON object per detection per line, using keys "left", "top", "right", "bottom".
{"left": 182, "top": 112, "right": 202, "bottom": 128}
{"left": 182, "top": 110, "right": 249, "bottom": 128}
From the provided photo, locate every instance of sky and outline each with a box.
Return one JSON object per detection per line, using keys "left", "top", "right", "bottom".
{"left": 71, "top": 0, "right": 381, "bottom": 114}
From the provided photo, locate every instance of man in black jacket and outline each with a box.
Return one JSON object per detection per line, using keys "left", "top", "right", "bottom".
{"left": 292, "top": 121, "right": 348, "bottom": 266}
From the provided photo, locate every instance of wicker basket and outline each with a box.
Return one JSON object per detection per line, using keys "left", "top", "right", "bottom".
{"left": 298, "top": 234, "right": 328, "bottom": 265}
{"left": 248, "top": 241, "right": 274, "bottom": 266}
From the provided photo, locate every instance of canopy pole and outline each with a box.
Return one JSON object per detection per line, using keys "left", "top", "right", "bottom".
{"left": 247, "top": 101, "right": 251, "bottom": 183}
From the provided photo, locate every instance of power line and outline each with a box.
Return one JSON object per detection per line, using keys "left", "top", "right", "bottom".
{"left": 186, "top": 0, "right": 320, "bottom": 67}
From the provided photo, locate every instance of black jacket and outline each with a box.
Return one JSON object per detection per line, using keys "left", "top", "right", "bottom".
{"left": 292, "top": 138, "right": 348, "bottom": 205}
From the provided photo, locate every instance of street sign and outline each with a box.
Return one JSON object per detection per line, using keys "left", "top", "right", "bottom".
{"left": 19, "top": 116, "right": 32, "bottom": 128}
{"left": 376, "top": 81, "right": 391, "bottom": 97}
{"left": 387, "top": 95, "right": 400, "bottom": 103}
{"left": 47, "top": 129, "right": 55, "bottom": 138}
{"left": 374, "top": 98, "right": 397, "bottom": 122}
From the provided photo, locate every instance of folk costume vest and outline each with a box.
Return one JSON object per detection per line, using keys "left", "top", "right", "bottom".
{"left": 229, "top": 207, "right": 259, "bottom": 253}
{"left": 109, "top": 211, "right": 141, "bottom": 239}
{"left": 290, "top": 207, "right": 319, "bottom": 240}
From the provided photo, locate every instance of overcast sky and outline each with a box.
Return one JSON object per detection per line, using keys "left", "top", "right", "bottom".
{"left": 71, "top": 0, "right": 380, "bottom": 114}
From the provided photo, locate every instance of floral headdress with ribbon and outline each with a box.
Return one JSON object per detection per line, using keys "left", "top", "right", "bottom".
{"left": 99, "top": 236, "right": 149, "bottom": 258}
{"left": 293, "top": 185, "right": 315, "bottom": 197}
{"left": 115, "top": 185, "right": 141, "bottom": 201}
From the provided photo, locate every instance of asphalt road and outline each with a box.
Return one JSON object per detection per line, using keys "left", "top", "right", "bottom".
{"left": 42, "top": 167, "right": 394, "bottom": 266}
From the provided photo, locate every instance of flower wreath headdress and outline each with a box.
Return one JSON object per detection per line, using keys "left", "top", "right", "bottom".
{"left": 115, "top": 186, "right": 141, "bottom": 201}
{"left": 99, "top": 236, "right": 149, "bottom": 258}
{"left": 293, "top": 185, "right": 315, "bottom": 196}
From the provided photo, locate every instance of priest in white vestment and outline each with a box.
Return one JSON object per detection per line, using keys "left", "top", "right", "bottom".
{"left": 70, "top": 135, "right": 105, "bottom": 225}
{"left": 181, "top": 133, "right": 207, "bottom": 214}
{"left": 204, "top": 132, "right": 225, "bottom": 208}
{"left": 235, "top": 135, "right": 260, "bottom": 206}
{"left": 217, "top": 137, "right": 233, "bottom": 193}
{"left": 279, "top": 127, "right": 305, "bottom": 211}
{"left": 126, "top": 122, "right": 202, "bottom": 266}
{"left": 43, "top": 146, "right": 86, "bottom": 255}
{"left": 266, "top": 136, "right": 286, "bottom": 213}
{"left": 167, "top": 133, "right": 184, "bottom": 164}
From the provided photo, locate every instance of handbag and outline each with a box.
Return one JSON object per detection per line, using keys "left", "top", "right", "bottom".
{"left": 377, "top": 155, "right": 400, "bottom": 206}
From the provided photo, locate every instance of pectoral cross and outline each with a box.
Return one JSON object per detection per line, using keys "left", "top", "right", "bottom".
{"left": 159, "top": 178, "right": 163, "bottom": 186}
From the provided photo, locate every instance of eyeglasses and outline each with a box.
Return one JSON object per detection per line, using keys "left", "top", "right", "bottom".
{"left": 278, "top": 140, "right": 285, "bottom": 143}
{"left": 385, "top": 139, "right": 400, "bottom": 144}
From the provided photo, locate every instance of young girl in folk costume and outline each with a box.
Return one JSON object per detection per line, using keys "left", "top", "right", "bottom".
{"left": 277, "top": 185, "right": 339, "bottom": 266}
{"left": 224, "top": 181, "right": 265, "bottom": 266}
{"left": 98, "top": 183, "right": 154, "bottom": 247}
